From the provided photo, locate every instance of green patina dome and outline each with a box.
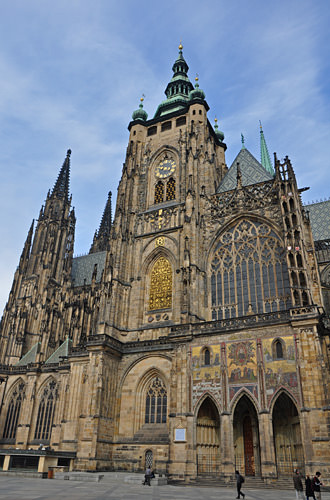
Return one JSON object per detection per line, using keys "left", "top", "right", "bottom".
{"left": 214, "top": 118, "right": 225, "bottom": 142}
{"left": 189, "top": 77, "right": 206, "bottom": 101}
{"left": 132, "top": 98, "right": 148, "bottom": 121}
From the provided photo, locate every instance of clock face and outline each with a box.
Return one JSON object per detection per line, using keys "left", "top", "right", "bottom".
{"left": 155, "top": 159, "right": 176, "bottom": 179}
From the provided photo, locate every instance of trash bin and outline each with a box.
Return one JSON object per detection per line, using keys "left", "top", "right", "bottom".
{"left": 47, "top": 468, "right": 54, "bottom": 479}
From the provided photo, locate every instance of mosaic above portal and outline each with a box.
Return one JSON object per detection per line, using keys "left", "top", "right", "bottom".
{"left": 263, "top": 336, "right": 299, "bottom": 404}
{"left": 191, "top": 335, "right": 301, "bottom": 410}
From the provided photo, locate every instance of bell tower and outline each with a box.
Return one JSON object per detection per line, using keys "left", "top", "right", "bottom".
{"left": 99, "top": 45, "right": 228, "bottom": 339}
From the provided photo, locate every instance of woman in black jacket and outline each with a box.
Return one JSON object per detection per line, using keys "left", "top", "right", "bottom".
{"left": 306, "top": 475, "right": 316, "bottom": 500}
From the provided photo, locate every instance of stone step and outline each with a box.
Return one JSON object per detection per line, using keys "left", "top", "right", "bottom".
{"left": 54, "top": 472, "right": 104, "bottom": 482}
{"left": 100, "top": 472, "right": 167, "bottom": 486}
{"left": 192, "top": 476, "right": 292, "bottom": 490}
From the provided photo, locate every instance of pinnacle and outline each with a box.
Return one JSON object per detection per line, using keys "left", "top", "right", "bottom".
{"left": 51, "top": 149, "right": 71, "bottom": 201}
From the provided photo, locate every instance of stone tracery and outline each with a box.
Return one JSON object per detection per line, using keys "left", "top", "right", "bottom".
{"left": 211, "top": 219, "right": 291, "bottom": 320}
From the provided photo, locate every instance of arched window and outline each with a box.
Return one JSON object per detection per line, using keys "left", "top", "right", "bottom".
{"left": 149, "top": 256, "right": 172, "bottom": 311}
{"left": 145, "top": 450, "right": 153, "bottom": 468}
{"left": 3, "top": 383, "right": 25, "bottom": 440}
{"left": 154, "top": 181, "right": 164, "bottom": 204}
{"left": 210, "top": 220, "right": 291, "bottom": 320}
{"left": 166, "top": 178, "right": 176, "bottom": 201}
{"left": 145, "top": 376, "right": 167, "bottom": 424}
{"left": 274, "top": 340, "right": 284, "bottom": 359}
{"left": 204, "top": 348, "right": 210, "bottom": 366}
{"left": 34, "top": 380, "right": 57, "bottom": 442}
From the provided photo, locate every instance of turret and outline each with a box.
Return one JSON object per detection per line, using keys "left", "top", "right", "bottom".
{"left": 26, "top": 149, "right": 74, "bottom": 281}
{"left": 90, "top": 191, "right": 112, "bottom": 253}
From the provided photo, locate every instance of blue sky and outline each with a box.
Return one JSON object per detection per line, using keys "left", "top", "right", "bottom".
{"left": 0, "top": 0, "right": 330, "bottom": 312}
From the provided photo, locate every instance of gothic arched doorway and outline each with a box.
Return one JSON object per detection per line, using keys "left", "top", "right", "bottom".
{"left": 233, "top": 394, "right": 261, "bottom": 476}
{"left": 196, "top": 397, "right": 220, "bottom": 476}
{"left": 272, "top": 393, "right": 304, "bottom": 476}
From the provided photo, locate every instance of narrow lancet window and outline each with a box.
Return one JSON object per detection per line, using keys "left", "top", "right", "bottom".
{"left": 3, "top": 383, "right": 25, "bottom": 440}
{"left": 154, "top": 181, "right": 164, "bottom": 204}
{"left": 34, "top": 380, "right": 57, "bottom": 441}
{"left": 145, "top": 377, "right": 167, "bottom": 424}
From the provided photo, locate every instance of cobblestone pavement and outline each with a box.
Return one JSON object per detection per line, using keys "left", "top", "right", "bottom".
{"left": 0, "top": 475, "right": 329, "bottom": 500}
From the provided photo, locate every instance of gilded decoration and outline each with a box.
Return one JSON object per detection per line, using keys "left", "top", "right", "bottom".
{"left": 227, "top": 340, "right": 258, "bottom": 400}
{"left": 191, "top": 345, "right": 221, "bottom": 408}
{"left": 149, "top": 256, "right": 172, "bottom": 311}
{"left": 155, "top": 236, "right": 165, "bottom": 247}
{"left": 263, "top": 336, "right": 298, "bottom": 403}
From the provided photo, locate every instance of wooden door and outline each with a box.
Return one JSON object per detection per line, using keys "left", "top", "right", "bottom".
{"left": 243, "top": 415, "right": 255, "bottom": 475}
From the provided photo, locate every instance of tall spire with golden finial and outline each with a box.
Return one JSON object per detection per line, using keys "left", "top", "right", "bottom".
{"left": 154, "top": 42, "right": 194, "bottom": 118}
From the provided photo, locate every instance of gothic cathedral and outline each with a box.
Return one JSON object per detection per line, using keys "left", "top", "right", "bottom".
{"left": 0, "top": 45, "right": 330, "bottom": 483}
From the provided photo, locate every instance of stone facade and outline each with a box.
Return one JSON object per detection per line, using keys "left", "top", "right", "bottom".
{"left": 0, "top": 47, "right": 330, "bottom": 482}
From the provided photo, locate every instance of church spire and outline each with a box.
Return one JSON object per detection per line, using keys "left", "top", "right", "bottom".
{"left": 19, "top": 219, "right": 34, "bottom": 270}
{"left": 51, "top": 149, "right": 71, "bottom": 201}
{"left": 90, "top": 191, "right": 112, "bottom": 254}
{"left": 154, "top": 43, "right": 194, "bottom": 118}
{"left": 259, "top": 122, "right": 274, "bottom": 175}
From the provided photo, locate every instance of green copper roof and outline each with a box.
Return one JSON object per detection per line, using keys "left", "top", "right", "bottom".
{"left": 214, "top": 118, "right": 224, "bottom": 142}
{"left": 260, "top": 123, "right": 274, "bottom": 175}
{"left": 154, "top": 45, "right": 194, "bottom": 118}
{"left": 16, "top": 342, "right": 40, "bottom": 366}
{"left": 45, "top": 338, "right": 72, "bottom": 364}
{"left": 132, "top": 97, "right": 148, "bottom": 122}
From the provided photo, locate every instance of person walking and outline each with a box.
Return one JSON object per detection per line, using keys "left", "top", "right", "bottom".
{"left": 293, "top": 469, "right": 304, "bottom": 499}
{"left": 235, "top": 470, "right": 245, "bottom": 499}
{"left": 312, "top": 472, "right": 323, "bottom": 500}
{"left": 306, "top": 475, "right": 316, "bottom": 500}
{"left": 143, "top": 466, "right": 152, "bottom": 486}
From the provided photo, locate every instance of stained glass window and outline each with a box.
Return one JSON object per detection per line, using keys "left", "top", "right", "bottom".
{"left": 149, "top": 257, "right": 172, "bottom": 311}
{"left": 210, "top": 220, "right": 291, "bottom": 319}
{"left": 145, "top": 377, "right": 167, "bottom": 424}
{"left": 3, "top": 383, "right": 25, "bottom": 440}
{"left": 34, "top": 380, "right": 57, "bottom": 442}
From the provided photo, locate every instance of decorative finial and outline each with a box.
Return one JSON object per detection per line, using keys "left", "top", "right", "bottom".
{"left": 132, "top": 93, "right": 148, "bottom": 121}
{"left": 241, "top": 133, "right": 245, "bottom": 149}
{"left": 139, "top": 94, "right": 145, "bottom": 108}
{"left": 259, "top": 120, "right": 263, "bottom": 130}
{"left": 179, "top": 40, "right": 183, "bottom": 50}
{"left": 213, "top": 117, "right": 225, "bottom": 142}
{"left": 66, "top": 149, "right": 71, "bottom": 157}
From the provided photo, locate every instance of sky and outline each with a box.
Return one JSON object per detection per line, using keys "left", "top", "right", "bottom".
{"left": 0, "top": 0, "right": 330, "bottom": 312}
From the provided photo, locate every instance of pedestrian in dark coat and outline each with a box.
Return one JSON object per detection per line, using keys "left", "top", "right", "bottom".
{"left": 305, "top": 475, "right": 316, "bottom": 500}
{"left": 312, "top": 472, "right": 323, "bottom": 500}
{"left": 293, "top": 469, "right": 304, "bottom": 499}
{"left": 235, "top": 470, "right": 245, "bottom": 499}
